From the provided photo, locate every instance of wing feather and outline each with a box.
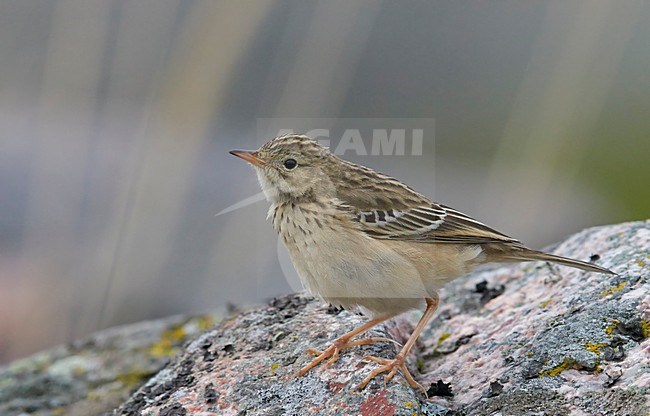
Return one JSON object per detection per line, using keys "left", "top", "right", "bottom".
{"left": 334, "top": 161, "right": 520, "bottom": 245}
{"left": 351, "top": 203, "right": 519, "bottom": 244}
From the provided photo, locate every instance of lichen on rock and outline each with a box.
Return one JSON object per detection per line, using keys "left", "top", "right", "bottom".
{"left": 418, "top": 220, "right": 649, "bottom": 415}
{"left": 0, "top": 313, "right": 219, "bottom": 416}
{"left": 113, "top": 221, "right": 648, "bottom": 416}
{"left": 114, "top": 294, "right": 424, "bottom": 416}
{"left": 1, "top": 221, "right": 648, "bottom": 416}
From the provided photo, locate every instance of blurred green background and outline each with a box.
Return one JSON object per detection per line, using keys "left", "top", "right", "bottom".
{"left": 0, "top": 0, "right": 648, "bottom": 363}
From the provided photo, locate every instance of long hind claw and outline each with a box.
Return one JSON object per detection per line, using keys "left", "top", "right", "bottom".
{"left": 295, "top": 337, "right": 396, "bottom": 377}
{"left": 356, "top": 355, "right": 426, "bottom": 395}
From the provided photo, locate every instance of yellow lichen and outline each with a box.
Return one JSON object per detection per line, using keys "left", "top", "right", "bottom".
{"left": 404, "top": 401, "right": 413, "bottom": 407}
{"left": 599, "top": 282, "right": 627, "bottom": 298}
{"left": 584, "top": 342, "right": 607, "bottom": 355}
{"left": 149, "top": 326, "right": 187, "bottom": 358}
{"left": 433, "top": 332, "right": 451, "bottom": 352}
{"left": 604, "top": 320, "right": 620, "bottom": 338}
{"left": 594, "top": 360, "right": 604, "bottom": 374}
{"left": 117, "top": 368, "right": 154, "bottom": 387}
{"left": 539, "top": 357, "right": 580, "bottom": 377}
{"left": 540, "top": 299, "right": 553, "bottom": 308}
{"left": 196, "top": 315, "right": 215, "bottom": 331}
{"left": 270, "top": 363, "right": 279, "bottom": 374}
{"left": 86, "top": 390, "right": 103, "bottom": 401}
{"left": 641, "top": 321, "right": 650, "bottom": 338}
{"left": 636, "top": 259, "right": 646, "bottom": 268}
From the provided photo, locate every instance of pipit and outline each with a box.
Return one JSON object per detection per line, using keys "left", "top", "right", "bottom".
{"left": 230, "top": 134, "right": 614, "bottom": 393}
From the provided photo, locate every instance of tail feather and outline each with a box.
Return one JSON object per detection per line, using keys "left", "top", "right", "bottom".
{"left": 499, "top": 248, "right": 616, "bottom": 275}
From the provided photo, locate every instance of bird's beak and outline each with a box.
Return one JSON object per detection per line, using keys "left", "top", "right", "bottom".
{"left": 229, "top": 149, "right": 268, "bottom": 167}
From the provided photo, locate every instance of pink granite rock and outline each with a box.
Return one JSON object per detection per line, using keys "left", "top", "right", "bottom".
{"left": 417, "top": 220, "right": 649, "bottom": 415}
{"left": 4, "top": 221, "right": 646, "bottom": 416}
{"left": 114, "top": 295, "right": 423, "bottom": 415}
{"left": 113, "top": 220, "right": 649, "bottom": 416}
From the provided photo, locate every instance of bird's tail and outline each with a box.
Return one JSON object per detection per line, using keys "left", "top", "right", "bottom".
{"left": 497, "top": 248, "right": 616, "bottom": 275}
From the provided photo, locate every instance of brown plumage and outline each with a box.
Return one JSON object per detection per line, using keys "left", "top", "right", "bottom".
{"left": 230, "top": 134, "right": 615, "bottom": 393}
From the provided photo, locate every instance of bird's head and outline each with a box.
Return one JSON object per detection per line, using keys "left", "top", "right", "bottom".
{"left": 230, "top": 135, "right": 339, "bottom": 202}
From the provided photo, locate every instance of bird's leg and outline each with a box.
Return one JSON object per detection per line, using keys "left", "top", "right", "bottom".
{"left": 295, "top": 316, "right": 393, "bottom": 377}
{"left": 356, "top": 296, "right": 439, "bottom": 394}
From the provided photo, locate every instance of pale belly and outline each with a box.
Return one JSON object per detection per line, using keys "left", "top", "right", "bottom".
{"left": 279, "top": 217, "right": 440, "bottom": 317}
{"left": 272, "top": 201, "right": 483, "bottom": 318}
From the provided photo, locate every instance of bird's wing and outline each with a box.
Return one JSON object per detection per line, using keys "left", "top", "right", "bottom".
{"left": 349, "top": 202, "right": 520, "bottom": 244}
{"left": 334, "top": 161, "right": 520, "bottom": 245}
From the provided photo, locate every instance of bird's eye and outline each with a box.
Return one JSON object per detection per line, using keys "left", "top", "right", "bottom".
{"left": 283, "top": 158, "right": 298, "bottom": 170}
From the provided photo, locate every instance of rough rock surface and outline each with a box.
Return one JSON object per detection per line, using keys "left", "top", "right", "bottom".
{"left": 114, "top": 295, "right": 422, "bottom": 416}
{"left": 0, "top": 313, "right": 219, "bottom": 416}
{"left": 418, "top": 220, "right": 649, "bottom": 415}
{"left": 112, "top": 220, "right": 648, "bottom": 416}
{"left": 2, "top": 221, "right": 648, "bottom": 415}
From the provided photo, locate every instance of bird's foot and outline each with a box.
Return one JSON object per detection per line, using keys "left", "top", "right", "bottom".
{"left": 295, "top": 337, "right": 396, "bottom": 377}
{"left": 356, "top": 355, "right": 426, "bottom": 394}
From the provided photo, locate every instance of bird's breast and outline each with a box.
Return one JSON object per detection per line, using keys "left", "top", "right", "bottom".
{"left": 271, "top": 200, "right": 363, "bottom": 281}
{"left": 269, "top": 201, "right": 440, "bottom": 316}
{"left": 272, "top": 201, "right": 328, "bottom": 245}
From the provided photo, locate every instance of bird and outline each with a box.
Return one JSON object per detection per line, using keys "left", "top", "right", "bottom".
{"left": 229, "top": 134, "right": 615, "bottom": 393}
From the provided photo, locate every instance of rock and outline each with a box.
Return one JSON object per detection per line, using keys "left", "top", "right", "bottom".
{"left": 2, "top": 221, "right": 648, "bottom": 416}
{"left": 114, "top": 294, "right": 423, "bottom": 415}
{"left": 112, "top": 220, "right": 648, "bottom": 416}
{"left": 418, "top": 220, "right": 650, "bottom": 415}
{"left": 0, "top": 313, "right": 219, "bottom": 416}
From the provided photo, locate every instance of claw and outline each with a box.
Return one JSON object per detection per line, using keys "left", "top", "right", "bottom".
{"left": 306, "top": 348, "right": 323, "bottom": 356}
{"left": 326, "top": 348, "right": 340, "bottom": 367}
{"left": 295, "top": 344, "right": 340, "bottom": 377}
{"left": 355, "top": 355, "right": 427, "bottom": 395}
{"left": 361, "top": 355, "right": 388, "bottom": 364}
{"left": 295, "top": 336, "right": 395, "bottom": 377}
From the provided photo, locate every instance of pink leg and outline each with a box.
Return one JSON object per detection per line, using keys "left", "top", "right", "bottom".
{"left": 356, "top": 296, "right": 439, "bottom": 393}
{"left": 295, "top": 316, "right": 393, "bottom": 377}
